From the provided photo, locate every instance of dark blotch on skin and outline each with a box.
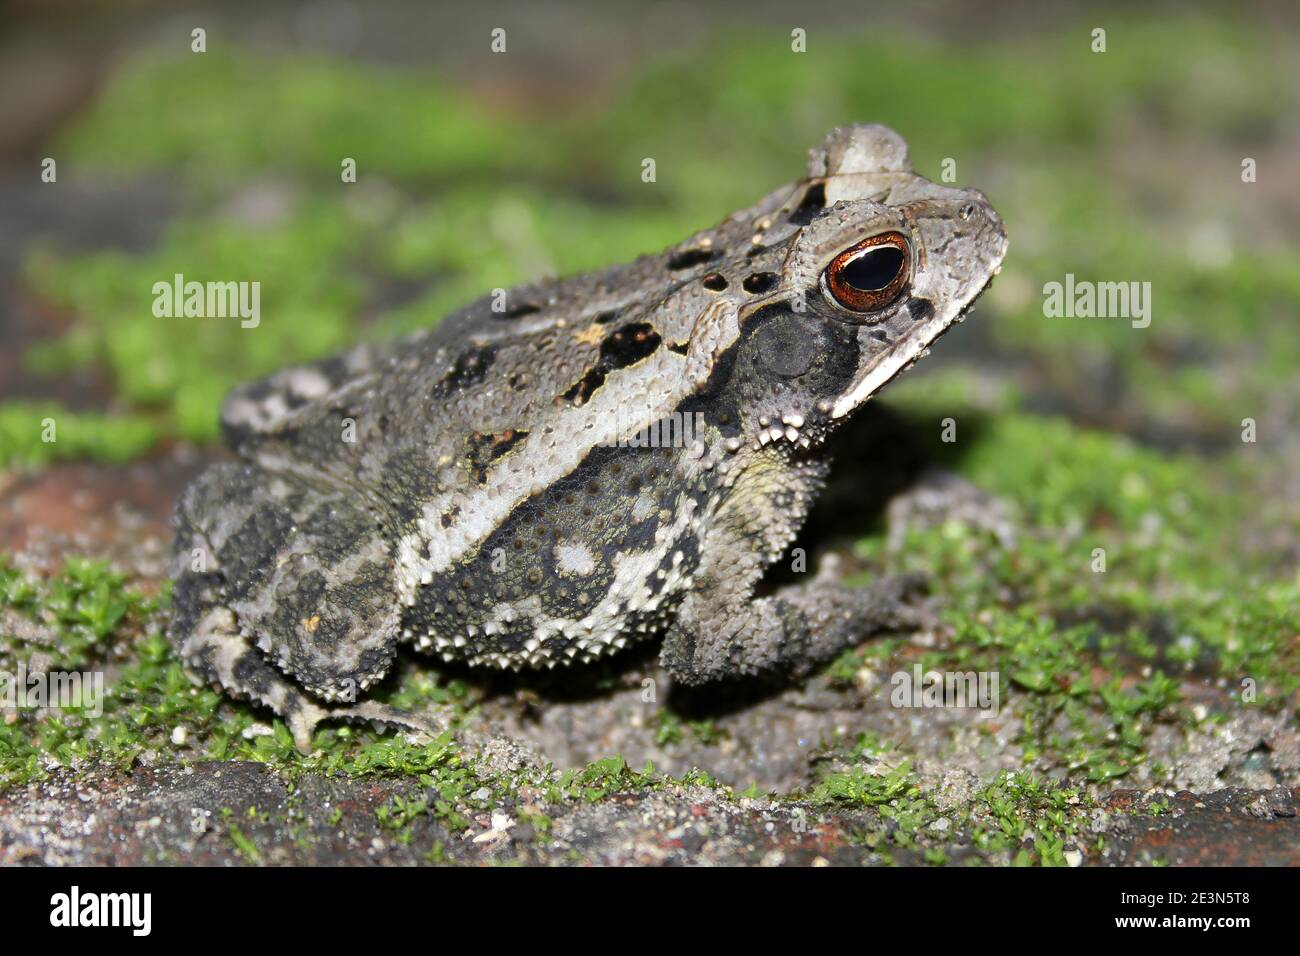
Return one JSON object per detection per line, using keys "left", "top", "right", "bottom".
{"left": 755, "top": 317, "right": 817, "bottom": 377}
{"left": 907, "top": 297, "right": 935, "bottom": 322}
{"left": 787, "top": 181, "right": 827, "bottom": 226}
{"left": 601, "top": 322, "right": 662, "bottom": 367}
{"left": 678, "top": 302, "right": 858, "bottom": 434}
{"left": 431, "top": 344, "right": 498, "bottom": 398}
{"left": 667, "top": 247, "right": 720, "bottom": 270}
{"left": 743, "top": 273, "right": 778, "bottom": 294}
{"left": 495, "top": 301, "right": 540, "bottom": 320}
{"left": 467, "top": 428, "right": 529, "bottom": 483}
{"left": 561, "top": 322, "right": 662, "bottom": 405}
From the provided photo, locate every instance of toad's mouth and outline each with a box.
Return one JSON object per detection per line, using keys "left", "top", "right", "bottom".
{"left": 829, "top": 267, "right": 1003, "bottom": 419}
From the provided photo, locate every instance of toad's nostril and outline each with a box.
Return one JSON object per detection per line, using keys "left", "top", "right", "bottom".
{"left": 742, "top": 272, "right": 778, "bottom": 294}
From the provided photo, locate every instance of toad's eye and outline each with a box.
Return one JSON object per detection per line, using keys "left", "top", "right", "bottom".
{"left": 823, "top": 232, "right": 911, "bottom": 314}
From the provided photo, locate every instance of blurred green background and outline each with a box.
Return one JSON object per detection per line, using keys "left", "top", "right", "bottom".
{"left": 3, "top": 3, "right": 1296, "bottom": 454}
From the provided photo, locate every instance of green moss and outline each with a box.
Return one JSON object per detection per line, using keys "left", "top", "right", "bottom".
{"left": 992, "top": 242, "right": 1300, "bottom": 434}
{"left": 546, "top": 755, "right": 657, "bottom": 803}
{"left": 23, "top": 202, "right": 366, "bottom": 444}
{"left": 811, "top": 759, "right": 920, "bottom": 809}
{"left": 0, "top": 556, "right": 477, "bottom": 785}
{"left": 804, "top": 733, "right": 1102, "bottom": 865}
{"left": 0, "top": 557, "right": 161, "bottom": 672}
{"left": 841, "top": 404, "right": 1299, "bottom": 785}
{"left": 226, "top": 823, "right": 262, "bottom": 864}
{"left": 366, "top": 750, "right": 721, "bottom": 855}
{"left": 937, "top": 609, "right": 1172, "bottom": 784}
{"left": 969, "top": 772, "right": 1094, "bottom": 866}
{"left": 365, "top": 735, "right": 487, "bottom": 835}
{"left": 652, "top": 710, "right": 726, "bottom": 748}
{"left": 0, "top": 403, "right": 161, "bottom": 469}
{"left": 805, "top": 734, "right": 942, "bottom": 859}
{"left": 874, "top": 407, "right": 1294, "bottom": 630}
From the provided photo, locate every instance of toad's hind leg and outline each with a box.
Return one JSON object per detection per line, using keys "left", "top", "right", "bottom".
{"left": 168, "top": 461, "right": 443, "bottom": 754}
{"left": 171, "top": 603, "right": 443, "bottom": 753}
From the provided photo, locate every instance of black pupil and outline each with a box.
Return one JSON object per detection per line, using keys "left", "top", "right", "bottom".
{"left": 842, "top": 246, "right": 904, "bottom": 291}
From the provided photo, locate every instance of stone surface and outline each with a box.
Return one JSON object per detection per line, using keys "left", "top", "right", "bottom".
{"left": 3, "top": 761, "right": 1296, "bottom": 866}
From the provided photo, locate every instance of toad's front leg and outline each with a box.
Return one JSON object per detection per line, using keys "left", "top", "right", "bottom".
{"left": 658, "top": 462, "right": 928, "bottom": 686}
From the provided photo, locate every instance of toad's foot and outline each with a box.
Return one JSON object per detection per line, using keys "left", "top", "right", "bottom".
{"left": 175, "top": 603, "right": 445, "bottom": 756}
{"left": 285, "top": 699, "right": 447, "bottom": 755}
